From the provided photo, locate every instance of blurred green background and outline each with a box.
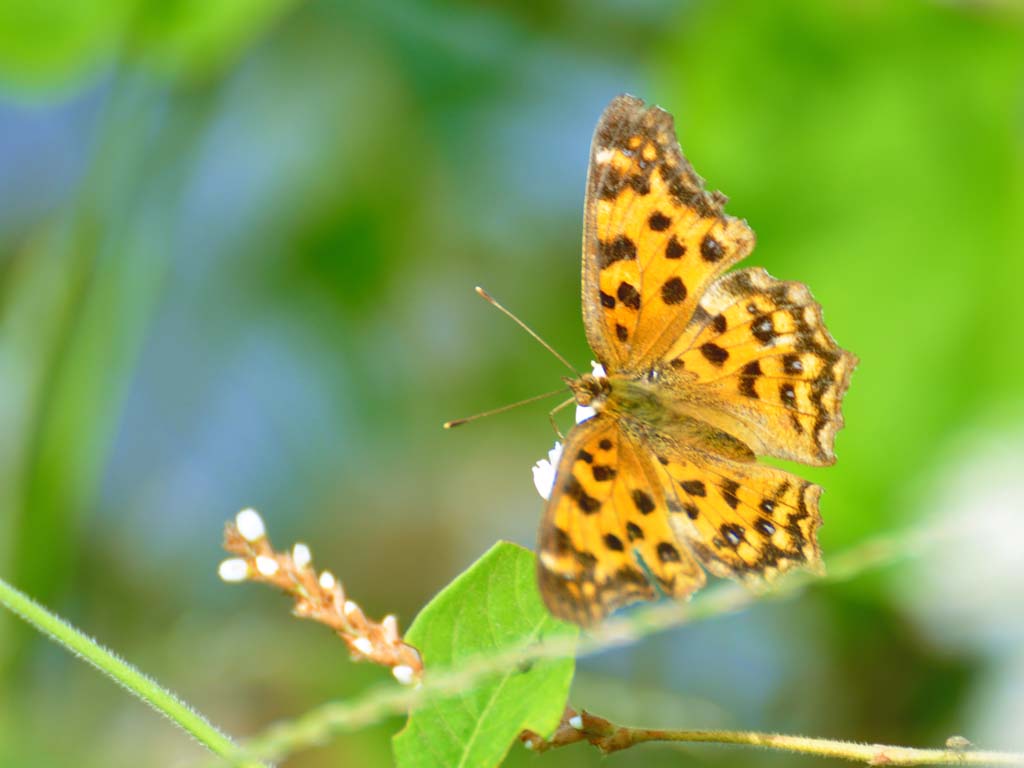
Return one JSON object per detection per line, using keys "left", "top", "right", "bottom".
{"left": 1, "top": 0, "right": 1023, "bottom": 766}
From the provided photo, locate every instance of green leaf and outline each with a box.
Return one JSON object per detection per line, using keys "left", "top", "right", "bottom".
{"left": 392, "top": 542, "right": 577, "bottom": 768}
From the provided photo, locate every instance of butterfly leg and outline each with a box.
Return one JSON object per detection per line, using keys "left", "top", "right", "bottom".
{"left": 548, "top": 397, "right": 575, "bottom": 440}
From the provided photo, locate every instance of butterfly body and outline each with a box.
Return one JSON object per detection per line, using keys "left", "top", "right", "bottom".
{"left": 536, "top": 95, "right": 857, "bottom": 626}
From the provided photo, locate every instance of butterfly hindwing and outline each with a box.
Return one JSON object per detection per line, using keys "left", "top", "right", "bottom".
{"left": 537, "top": 416, "right": 704, "bottom": 625}
{"left": 647, "top": 435, "right": 823, "bottom": 582}
{"left": 581, "top": 95, "right": 755, "bottom": 370}
{"left": 664, "top": 267, "right": 858, "bottom": 465}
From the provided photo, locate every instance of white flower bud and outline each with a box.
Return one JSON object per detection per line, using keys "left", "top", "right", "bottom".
{"left": 292, "top": 543, "right": 311, "bottom": 568}
{"left": 235, "top": 508, "right": 266, "bottom": 541}
{"left": 255, "top": 556, "right": 279, "bottom": 576}
{"left": 392, "top": 664, "right": 417, "bottom": 685}
{"left": 218, "top": 558, "right": 249, "bottom": 582}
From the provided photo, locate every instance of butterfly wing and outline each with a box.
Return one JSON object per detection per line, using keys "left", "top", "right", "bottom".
{"left": 581, "top": 94, "right": 755, "bottom": 370}
{"left": 645, "top": 430, "right": 823, "bottom": 583}
{"left": 663, "top": 267, "right": 857, "bottom": 465}
{"left": 537, "top": 415, "right": 704, "bottom": 626}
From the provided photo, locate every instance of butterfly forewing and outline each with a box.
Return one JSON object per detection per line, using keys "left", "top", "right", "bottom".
{"left": 582, "top": 95, "right": 755, "bottom": 370}
{"left": 537, "top": 416, "right": 655, "bottom": 625}
{"left": 538, "top": 415, "right": 712, "bottom": 625}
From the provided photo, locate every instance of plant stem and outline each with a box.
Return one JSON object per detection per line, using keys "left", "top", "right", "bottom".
{"left": 524, "top": 709, "right": 1024, "bottom": 765}
{"left": 0, "top": 576, "right": 265, "bottom": 768}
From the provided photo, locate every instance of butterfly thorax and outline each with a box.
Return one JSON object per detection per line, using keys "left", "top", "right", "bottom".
{"left": 569, "top": 369, "right": 757, "bottom": 462}
{"left": 567, "top": 369, "right": 676, "bottom": 426}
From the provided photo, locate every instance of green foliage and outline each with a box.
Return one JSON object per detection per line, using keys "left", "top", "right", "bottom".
{"left": 0, "top": 0, "right": 298, "bottom": 93}
{"left": 393, "top": 543, "right": 578, "bottom": 768}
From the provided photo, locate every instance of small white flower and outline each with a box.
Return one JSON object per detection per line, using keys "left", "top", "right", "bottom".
{"left": 574, "top": 404, "right": 596, "bottom": 423}
{"left": 255, "top": 556, "right": 279, "bottom": 576}
{"left": 532, "top": 442, "right": 563, "bottom": 501}
{"left": 235, "top": 508, "right": 265, "bottom": 541}
{"left": 352, "top": 636, "right": 374, "bottom": 655}
{"left": 218, "top": 558, "right": 249, "bottom": 582}
{"left": 319, "top": 570, "right": 336, "bottom": 590}
{"left": 382, "top": 614, "right": 400, "bottom": 644}
{"left": 344, "top": 599, "right": 360, "bottom": 616}
{"left": 392, "top": 664, "right": 417, "bottom": 685}
{"left": 292, "top": 543, "right": 312, "bottom": 569}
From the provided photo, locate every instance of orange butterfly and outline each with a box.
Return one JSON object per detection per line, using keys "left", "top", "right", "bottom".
{"left": 534, "top": 95, "right": 857, "bottom": 626}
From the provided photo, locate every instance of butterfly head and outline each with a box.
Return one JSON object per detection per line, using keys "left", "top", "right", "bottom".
{"left": 565, "top": 373, "right": 611, "bottom": 410}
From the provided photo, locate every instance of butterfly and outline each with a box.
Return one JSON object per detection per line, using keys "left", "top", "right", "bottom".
{"left": 536, "top": 95, "right": 857, "bottom": 626}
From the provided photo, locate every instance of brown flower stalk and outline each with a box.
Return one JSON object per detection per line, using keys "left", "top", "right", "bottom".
{"left": 520, "top": 708, "right": 1024, "bottom": 765}
{"left": 219, "top": 508, "right": 423, "bottom": 685}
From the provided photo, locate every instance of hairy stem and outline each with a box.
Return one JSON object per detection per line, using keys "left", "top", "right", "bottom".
{"left": 0, "top": 577, "right": 265, "bottom": 768}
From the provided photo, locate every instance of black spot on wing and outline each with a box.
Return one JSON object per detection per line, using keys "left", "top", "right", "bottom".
{"left": 657, "top": 542, "right": 681, "bottom": 563}
{"left": 617, "top": 281, "right": 641, "bottom": 310}
{"left": 631, "top": 489, "right": 656, "bottom": 515}
{"left": 552, "top": 527, "right": 572, "bottom": 555}
{"left": 720, "top": 479, "right": 741, "bottom": 510}
{"left": 680, "top": 480, "right": 706, "bottom": 496}
{"left": 752, "top": 315, "right": 776, "bottom": 344}
{"left": 700, "top": 342, "right": 729, "bottom": 365}
{"left": 665, "top": 235, "right": 686, "bottom": 259}
{"left": 700, "top": 234, "right": 724, "bottom": 262}
{"left": 721, "top": 524, "right": 744, "bottom": 547}
{"left": 648, "top": 212, "right": 671, "bottom": 231}
{"left": 604, "top": 533, "right": 625, "bottom": 551}
{"left": 598, "top": 235, "right": 637, "bottom": 269}
{"left": 661, "top": 277, "right": 687, "bottom": 305}
{"left": 780, "top": 382, "right": 797, "bottom": 407}
{"left": 564, "top": 475, "right": 601, "bottom": 514}
{"left": 739, "top": 376, "right": 759, "bottom": 399}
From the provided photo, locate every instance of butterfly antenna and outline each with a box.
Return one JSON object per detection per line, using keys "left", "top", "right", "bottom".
{"left": 474, "top": 286, "right": 579, "bottom": 375}
{"left": 443, "top": 387, "right": 567, "bottom": 429}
